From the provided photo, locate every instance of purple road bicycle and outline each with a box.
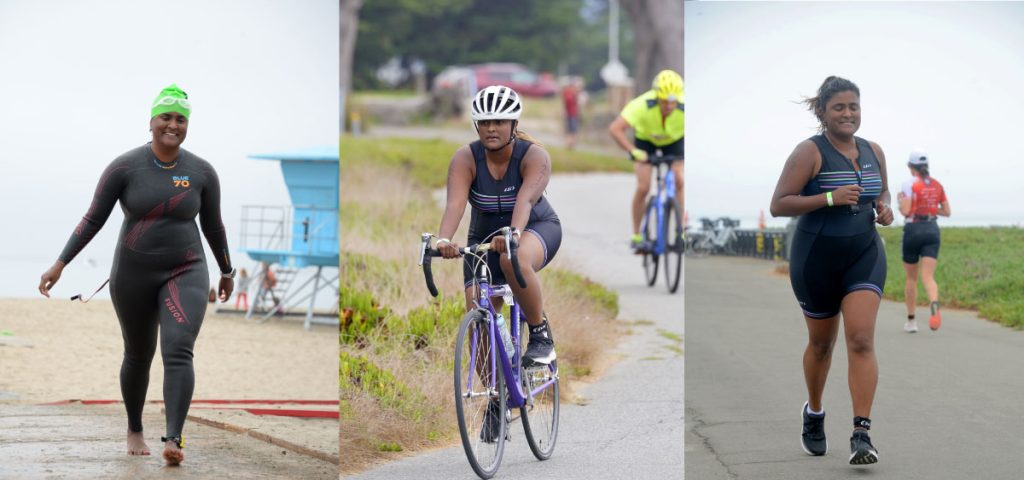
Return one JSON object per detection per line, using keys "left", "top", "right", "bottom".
{"left": 419, "top": 226, "right": 560, "bottom": 479}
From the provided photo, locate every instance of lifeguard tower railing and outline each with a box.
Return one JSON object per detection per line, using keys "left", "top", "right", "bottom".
{"left": 239, "top": 205, "right": 338, "bottom": 264}
{"left": 238, "top": 146, "right": 339, "bottom": 330}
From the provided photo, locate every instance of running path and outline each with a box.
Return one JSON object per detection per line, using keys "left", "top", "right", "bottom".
{"left": 686, "top": 255, "right": 1024, "bottom": 480}
{"left": 0, "top": 403, "right": 336, "bottom": 479}
{"left": 346, "top": 173, "right": 684, "bottom": 479}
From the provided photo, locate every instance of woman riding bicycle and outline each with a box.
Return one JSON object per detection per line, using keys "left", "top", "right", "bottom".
{"left": 435, "top": 85, "right": 561, "bottom": 369}
{"left": 608, "top": 69, "right": 684, "bottom": 250}
{"left": 897, "top": 151, "right": 950, "bottom": 332}
{"left": 770, "top": 76, "right": 893, "bottom": 465}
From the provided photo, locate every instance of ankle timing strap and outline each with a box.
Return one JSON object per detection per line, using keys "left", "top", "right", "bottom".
{"left": 161, "top": 435, "right": 185, "bottom": 448}
{"left": 529, "top": 319, "right": 549, "bottom": 336}
{"left": 853, "top": 416, "right": 871, "bottom": 430}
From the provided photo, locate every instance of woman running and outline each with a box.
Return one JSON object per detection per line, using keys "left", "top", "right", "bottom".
{"left": 38, "top": 84, "right": 235, "bottom": 466}
{"left": 898, "top": 151, "right": 950, "bottom": 332}
{"left": 435, "top": 85, "right": 561, "bottom": 441}
{"left": 770, "top": 76, "right": 893, "bottom": 465}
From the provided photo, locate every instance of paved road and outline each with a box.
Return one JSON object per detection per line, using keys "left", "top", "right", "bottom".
{"left": 685, "top": 256, "right": 1024, "bottom": 480}
{"left": 347, "top": 173, "right": 684, "bottom": 479}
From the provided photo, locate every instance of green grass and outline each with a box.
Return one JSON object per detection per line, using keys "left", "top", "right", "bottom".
{"left": 352, "top": 90, "right": 423, "bottom": 99}
{"left": 656, "top": 329, "right": 683, "bottom": 343}
{"left": 375, "top": 442, "right": 403, "bottom": 452}
{"left": 539, "top": 268, "right": 619, "bottom": 317}
{"left": 339, "top": 352, "right": 422, "bottom": 414}
{"left": 877, "top": 226, "right": 1024, "bottom": 328}
{"left": 661, "top": 345, "right": 684, "bottom": 356}
{"left": 341, "top": 136, "right": 631, "bottom": 190}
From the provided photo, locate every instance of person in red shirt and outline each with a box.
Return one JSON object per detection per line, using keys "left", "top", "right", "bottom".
{"left": 897, "top": 151, "right": 951, "bottom": 332}
{"left": 562, "top": 78, "right": 582, "bottom": 150}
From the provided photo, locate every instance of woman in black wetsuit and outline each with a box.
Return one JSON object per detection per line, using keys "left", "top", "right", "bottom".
{"left": 435, "top": 85, "right": 561, "bottom": 442}
{"left": 770, "top": 76, "right": 893, "bottom": 465}
{"left": 38, "top": 84, "right": 235, "bottom": 466}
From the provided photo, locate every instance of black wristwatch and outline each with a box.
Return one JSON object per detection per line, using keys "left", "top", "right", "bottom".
{"left": 221, "top": 268, "right": 237, "bottom": 279}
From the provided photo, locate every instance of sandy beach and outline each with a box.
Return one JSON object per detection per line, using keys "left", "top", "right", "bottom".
{"left": 0, "top": 297, "right": 336, "bottom": 405}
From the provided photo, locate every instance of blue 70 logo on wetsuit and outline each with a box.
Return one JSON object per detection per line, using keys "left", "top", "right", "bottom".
{"left": 172, "top": 175, "right": 190, "bottom": 187}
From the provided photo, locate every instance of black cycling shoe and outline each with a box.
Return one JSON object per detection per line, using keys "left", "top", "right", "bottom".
{"left": 849, "top": 430, "right": 879, "bottom": 465}
{"left": 523, "top": 321, "right": 556, "bottom": 367}
{"left": 801, "top": 402, "right": 827, "bottom": 456}
{"left": 480, "top": 400, "right": 502, "bottom": 443}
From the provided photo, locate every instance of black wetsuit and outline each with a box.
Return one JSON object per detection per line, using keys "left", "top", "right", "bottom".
{"left": 463, "top": 139, "right": 561, "bottom": 287}
{"left": 58, "top": 144, "right": 231, "bottom": 438}
{"left": 788, "top": 135, "right": 886, "bottom": 319}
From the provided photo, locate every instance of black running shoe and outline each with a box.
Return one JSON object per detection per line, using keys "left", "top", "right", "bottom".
{"left": 480, "top": 400, "right": 502, "bottom": 443}
{"left": 801, "top": 402, "right": 827, "bottom": 456}
{"left": 849, "top": 430, "right": 879, "bottom": 465}
{"left": 523, "top": 321, "right": 556, "bottom": 367}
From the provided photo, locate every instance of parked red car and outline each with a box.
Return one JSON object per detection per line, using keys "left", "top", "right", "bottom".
{"left": 434, "top": 63, "right": 558, "bottom": 98}
{"left": 473, "top": 63, "right": 557, "bottom": 97}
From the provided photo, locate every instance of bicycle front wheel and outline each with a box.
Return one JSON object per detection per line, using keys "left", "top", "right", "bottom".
{"left": 662, "top": 198, "right": 683, "bottom": 293}
{"left": 642, "top": 196, "right": 659, "bottom": 286}
{"left": 454, "top": 310, "right": 507, "bottom": 479}
{"left": 520, "top": 320, "right": 559, "bottom": 460}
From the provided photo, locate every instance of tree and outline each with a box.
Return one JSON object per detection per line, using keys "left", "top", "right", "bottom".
{"left": 340, "top": 0, "right": 362, "bottom": 96}
{"left": 352, "top": 0, "right": 631, "bottom": 91}
{"left": 619, "top": 0, "right": 684, "bottom": 93}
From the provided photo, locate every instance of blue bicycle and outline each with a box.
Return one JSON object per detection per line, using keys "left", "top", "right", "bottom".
{"left": 637, "top": 152, "right": 684, "bottom": 293}
{"left": 419, "top": 226, "right": 559, "bottom": 479}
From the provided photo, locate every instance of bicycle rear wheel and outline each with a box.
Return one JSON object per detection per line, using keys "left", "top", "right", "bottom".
{"left": 520, "top": 319, "right": 559, "bottom": 460}
{"left": 454, "top": 309, "right": 507, "bottom": 479}
{"left": 662, "top": 198, "right": 683, "bottom": 293}
{"left": 642, "top": 196, "right": 659, "bottom": 286}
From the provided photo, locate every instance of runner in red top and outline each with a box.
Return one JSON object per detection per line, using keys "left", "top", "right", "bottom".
{"left": 897, "top": 151, "right": 951, "bottom": 332}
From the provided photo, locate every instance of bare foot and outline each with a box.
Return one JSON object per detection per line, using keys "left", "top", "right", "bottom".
{"left": 163, "top": 440, "right": 185, "bottom": 466}
{"left": 127, "top": 430, "right": 150, "bottom": 456}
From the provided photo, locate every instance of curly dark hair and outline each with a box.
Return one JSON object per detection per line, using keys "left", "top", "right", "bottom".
{"left": 802, "top": 76, "right": 860, "bottom": 132}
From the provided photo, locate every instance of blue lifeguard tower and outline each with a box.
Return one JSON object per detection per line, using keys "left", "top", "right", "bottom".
{"left": 238, "top": 145, "right": 339, "bottom": 330}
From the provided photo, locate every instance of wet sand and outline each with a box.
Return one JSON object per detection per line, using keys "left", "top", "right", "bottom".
{"left": 0, "top": 403, "right": 336, "bottom": 479}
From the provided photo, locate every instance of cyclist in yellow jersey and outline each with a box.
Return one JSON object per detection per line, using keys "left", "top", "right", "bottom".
{"left": 608, "top": 69, "right": 685, "bottom": 249}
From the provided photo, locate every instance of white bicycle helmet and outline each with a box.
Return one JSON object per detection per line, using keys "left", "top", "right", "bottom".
{"left": 471, "top": 85, "right": 522, "bottom": 121}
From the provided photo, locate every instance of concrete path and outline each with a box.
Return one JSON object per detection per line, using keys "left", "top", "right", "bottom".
{"left": 0, "top": 403, "right": 336, "bottom": 479}
{"left": 685, "top": 255, "right": 1024, "bottom": 480}
{"left": 347, "top": 173, "right": 683, "bottom": 479}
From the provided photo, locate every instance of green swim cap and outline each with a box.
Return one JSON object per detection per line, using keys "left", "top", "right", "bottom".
{"left": 151, "top": 83, "right": 191, "bottom": 119}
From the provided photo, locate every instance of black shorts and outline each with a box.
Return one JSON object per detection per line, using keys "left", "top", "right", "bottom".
{"left": 463, "top": 217, "right": 562, "bottom": 288}
{"left": 634, "top": 137, "right": 684, "bottom": 159}
{"left": 902, "top": 221, "right": 940, "bottom": 264}
{"left": 789, "top": 228, "right": 886, "bottom": 319}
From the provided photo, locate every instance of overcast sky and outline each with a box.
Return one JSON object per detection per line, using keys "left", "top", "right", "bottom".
{"left": 686, "top": 1, "right": 1024, "bottom": 228}
{"left": 0, "top": 0, "right": 338, "bottom": 298}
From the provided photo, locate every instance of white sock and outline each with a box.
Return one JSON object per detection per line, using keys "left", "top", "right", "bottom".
{"left": 806, "top": 403, "right": 824, "bottom": 416}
